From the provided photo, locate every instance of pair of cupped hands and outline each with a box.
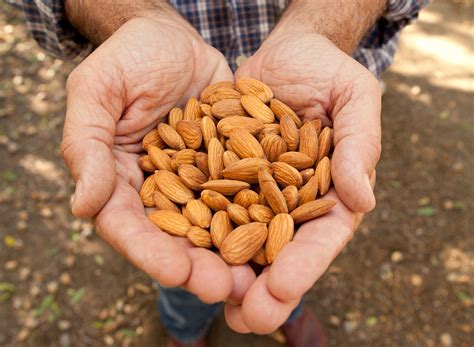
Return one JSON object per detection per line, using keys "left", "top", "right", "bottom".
{"left": 61, "top": 17, "right": 381, "bottom": 334}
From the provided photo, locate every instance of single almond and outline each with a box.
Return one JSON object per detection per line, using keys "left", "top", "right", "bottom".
{"left": 299, "top": 122, "right": 318, "bottom": 163}
{"left": 248, "top": 204, "right": 275, "bottom": 223}
{"left": 201, "top": 189, "right": 231, "bottom": 211}
{"left": 221, "top": 158, "right": 270, "bottom": 183}
{"left": 152, "top": 190, "right": 180, "bottom": 213}
{"left": 217, "top": 116, "right": 264, "bottom": 137}
{"left": 280, "top": 115, "right": 299, "bottom": 151}
{"left": 138, "top": 155, "right": 156, "bottom": 173}
{"left": 277, "top": 152, "right": 314, "bottom": 170}
{"left": 210, "top": 210, "right": 233, "bottom": 248}
{"left": 149, "top": 210, "right": 191, "bottom": 237}
{"left": 157, "top": 123, "right": 186, "bottom": 150}
{"left": 282, "top": 185, "right": 299, "bottom": 211}
{"left": 258, "top": 166, "right": 288, "bottom": 214}
{"left": 195, "top": 152, "right": 210, "bottom": 177}
{"left": 270, "top": 99, "right": 302, "bottom": 127}
{"left": 236, "top": 78, "right": 273, "bottom": 103}
{"left": 315, "top": 156, "right": 331, "bottom": 195}
{"left": 211, "top": 98, "right": 247, "bottom": 118}
{"left": 251, "top": 247, "right": 268, "bottom": 266}
{"left": 176, "top": 120, "right": 202, "bottom": 149}
{"left": 260, "top": 134, "right": 287, "bottom": 162}
{"left": 201, "top": 116, "right": 218, "bottom": 150}
{"left": 170, "top": 149, "right": 196, "bottom": 171}
{"left": 186, "top": 199, "right": 212, "bottom": 228}
{"left": 227, "top": 203, "right": 251, "bottom": 225}
{"left": 297, "top": 176, "right": 318, "bottom": 206}
{"left": 142, "top": 129, "right": 165, "bottom": 150}
{"left": 220, "top": 222, "right": 268, "bottom": 265}
{"left": 178, "top": 164, "right": 208, "bottom": 190}
{"left": 290, "top": 199, "right": 337, "bottom": 224}
{"left": 265, "top": 213, "right": 294, "bottom": 264}
{"left": 200, "top": 179, "right": 250, "bottom": 195}
{"left": 139, "top": 175, "right": 157, "bottom": 207}
{"left": 229, "top": 128, "right": 266, "bottom": 159}
{"left": 208, "top": 138, "right": 224, "bottom": 180}
{"left": 200, "top": 81, "right": 241, "bottom": 105}
{"left": 183, "top": 97, "right": 201, "bottom": 120}
{"left": 154, "top": 170, "right": 194, "bottom": 204}
{"left": 148, "top": 146, "right": 173, "bottom": 171}
{"left": 240, "top": 94, "right": 275, "bottom": 124}
{"left": 168, "top": 107, "right": 183, "bottom": 130}
{"left": 309, "top": 119, "right": 322, "bottom": 136}
{"left": 199, "top": 103, "right": 213, "bottom": 118}
{"left": 300, "top": 168, "right": 315, "bottom": 185}
{"left": 163, "top": 148, "right": 178, "bottom": 157}
{"left": 317, "top": 127, "right": 333, "bottom": 163}
{"left": 233, "top": 189, "right": 259, "bottom": 209}
{"left": 187, "top": 226, "right": 212, "bottom": 248}
{"left": 271, "top": 162, "right": 303, "bottom": 188}
{"left": 223, "top": 150, "right": 240, "bottom": 168}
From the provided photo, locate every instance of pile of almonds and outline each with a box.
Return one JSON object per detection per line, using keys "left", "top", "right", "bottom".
{"left": 139, "top": 78, "right": 335, "bottom": 265}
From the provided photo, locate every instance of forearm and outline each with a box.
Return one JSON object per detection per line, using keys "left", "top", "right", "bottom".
{"left": 65, "top": 0, "right": 193, "bottom": 45}
{"left": 271, "top": 0, "right": 387, "bottom": 54}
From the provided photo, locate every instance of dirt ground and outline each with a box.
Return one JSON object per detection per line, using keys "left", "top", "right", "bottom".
{"left": 0, "top": 1, "right": 472, "bottom": 346}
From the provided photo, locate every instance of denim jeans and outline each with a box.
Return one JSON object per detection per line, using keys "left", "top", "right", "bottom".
{"left": 157, "top": 284, "right": 304, "bottom": 343}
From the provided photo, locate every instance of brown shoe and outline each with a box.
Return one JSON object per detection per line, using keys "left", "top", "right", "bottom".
{"left": 167, "top": 336, "right": 207, "bottom": 347}
{"left": 280, "top": 308, "right": 328, "bottom": 347}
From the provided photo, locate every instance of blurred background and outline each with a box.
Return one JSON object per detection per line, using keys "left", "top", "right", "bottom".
{"left": 0, "top": 0, "right": 472, "bottom": 346}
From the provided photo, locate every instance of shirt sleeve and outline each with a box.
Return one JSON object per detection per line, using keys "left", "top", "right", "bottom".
{"left": 5, "top": 0, "right": 93, "bottom": 60}
{"left": 352, "top": 0, "right": 431, "bottom": 77}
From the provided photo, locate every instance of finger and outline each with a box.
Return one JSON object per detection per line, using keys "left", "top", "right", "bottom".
{"left": 227, "top": 264, "right": 256, "bottom": 305}
{"left": 224, "top": 303, "right": 251, "bottom": 334}
{"left": 331, "top": 75, "right": 382, "bottom": 213}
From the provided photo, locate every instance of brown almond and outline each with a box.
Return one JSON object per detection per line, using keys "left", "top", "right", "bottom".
{"left": 297, "top": 176, "right": 318, "bottom": 206}
{"left": 200, "top": 81, "right": 241, "bottom": 105}
{"left": 265, "top": 213, "right": 294, "bottom": 264}
{"left": 142, "top": 129, "right": 165, "bottom": 151}
{"left": 300, "top": 168, "right": 315, "bottom": 185}
{"left": 270, "top": 99, "right": 302, "bottom": 128}
{"left": 240, "top": 94, "right": 275, "bottom": 124}
{"left": 227, "top": 203, "right": 251, "bottom": 225}
{"left": 186, "top": 199, "right": 212, "bottom": 228}
{"left": 195, "top": 152, "right": 210, "bottom": 177}
{"left": 201, "top": 189, "right": 231, "bottom": 211}
{"left": 170, "top": 149, "right": 196, "bottom": 171}
{"left": 261, "top": 123, "right": 280, "bottom": 137}
{"left": 317, "top": 127, "right": 333, "bottom": 163}
{"left": 148, "top": 146, "right": 173, "bottom": 171}
{"left": 248, "top": 204, "right": 275, "bottom": 223}
{"left": 200, "top": 179, "right": 250, "bottom": 195}
{"left": 260, "top": 134, "right": 287, "bottom": 162}
{"left": 199, "top": 103, "right": 213, "bottom": 118}
{"left": 176, "top": 120, "right": 202, "bottom": 149}
{"left": 208, "top": 138, "right": 224, "bottom": 180}
{"left": 272, "top": 162, "right": 303, "bottom": 188}
{"left": 201, "top": 116, "right": 218, "bottom": 150}
{"left": 178, "top": 164, "right": 208, "bottom": 190}
{"left": 258, "top": 189, "right": 268, "bottom": 206}
{"left": 282, "top": 185, "right": 299, "bottom": 211}
{"left": 149, "top": 210, "right": 191, "bottom": 237}
{"left": 139, "top": 175, "right": 157, "bottom": 207}
{"left": 211, "top": 99, "right": 247, "bottom": 118}
{"left": 223, "top": 150, "right": 240, "bottom": 168}
{"left": 277, "top": 152, "right": 314, "bottom": 170}
{"left": 309, "top": 119, "right": 322, "bottom": 136}
{"left": 233, "top": 189, "right": 259, "bottom": 209}
{"left": 183, "top": 97, "right": 201, "bottom": 120}
{"left": 217, "top": 116, "right": 264, "bottom": 137}
{"left": 168, "top": 107, "right": 183, "bottom": 130}
{"left": 229, "top": 128, "right": 266, "bottom": 159}
{"left": 299, "top": 122, "right": 318, "bottom": 163}
{"left": 187, "top": 226, "right": 212, "bottom": 248}
{"left": 157, "top": 123, "right": 186, "bottom": 150}
{"left": 290, "top": 199, "right": 337, "bottom": 224}
{"left": 251, "top": 247, "right": 268, "bottom": 266}
{"left": 152, "top": 190, "right": 180, "bottom": 213}
{"left": 280, "top": 115, "right": 300, "bottom": 151}
{"left": 258, "top": 167, "right": 288, "bottom": 214}
{"left": 236, "top": 78, "right": 273, "bottom": 103}
{"left": 315, "top": 156, "right": 331, "bottom": 195}
{"left": 138, "top": 155, "right": 156, "bottom": 173}
{"left": 221, "top": 158, "right": 271, "bottom": 183}
{"left": 154, "top": 170, "right": 194, "bottom": 204}
{"left": 210, "top": 211, "right": 233, "bottom": 248}
{"left": 220, "top": 222, "right": 268, "bottom": 265}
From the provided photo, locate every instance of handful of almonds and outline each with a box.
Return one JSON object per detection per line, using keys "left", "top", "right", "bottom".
{"left": 139, "top": 78, "right": 335, "bottom": 265}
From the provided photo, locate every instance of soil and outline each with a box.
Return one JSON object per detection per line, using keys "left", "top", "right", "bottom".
{"left": 0, "top": 1, "right": 472, "bottom": 346}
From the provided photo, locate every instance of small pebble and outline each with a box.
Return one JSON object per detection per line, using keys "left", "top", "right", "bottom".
{"left": 440, "top": 333, "right": 453, "bottom": 346}
{"left": 58, "top": 320, "right": 71, "bottom": 331}
{"left": 24, "top": 315, "right": 39, "bottom": 329}
{"left": 39, "top": 207, "right": 53, "bottom": 218}
{"left": 12, "top": 297, "right": 22, "bottom": 309}
{"left": 123, "top": 304, "right": 134, "bottom": 315}
{"left": 104, "top": 335, "right": 115, "bottom": 346}
{"left": 343, "top": 320, "right": 359, "bottom": 334}
{"left": 410, "top": 274, "right": 423, "bottom": 287}
{"left": 329, "top": 315, "right": 341, "bottom": 326}
{"left": 19, "top": 267, "right": 31, "bottom": 280}
{"left": 452, "top": 161, "right": 464, "bottom": 173}
{"left": 391, "top": 251, "right": 404, "bottom": 263}
{"left": 59, "top": 333, "right": 71, "bottom": 347}
{"left": 64, "top": 255, "right": 75, "bottom": 268}
{"left": 127, "top": 286, "right": 136, "bottom": 298}
{"left": 47, "top": 281, "right": 59, "bottom": 294}
{"left": 17, "top": 328, "right": 30, "bottom": 342}
{"left": 16, "top": 220, "right": 28, "bottom": 231}
{"left": 5, "top": 260, "right": 18, "bottom": 270}
{"left": 29, "top": 284, "right": 41, "bottom": 297}
{"left": 115, "top": 299, "right": 125, "bottom": 312}
{"left": 417, "top": 196, "right": 430, "bottom": 206}
{"left": 443, "top": 200, "right": 454, "bottom": 210}
{"left": 59, "top": 273, "right": 72, "bottom": 286}
{"left": 18, "top": 211, "right": 29, "bottom": 221}
{"left": 98, "top": 309, "right": 109, "bottom": 320}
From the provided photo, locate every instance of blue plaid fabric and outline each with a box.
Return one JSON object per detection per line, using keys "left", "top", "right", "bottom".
{"left": 5, "top": 0, "right": 429, "bottom": 76}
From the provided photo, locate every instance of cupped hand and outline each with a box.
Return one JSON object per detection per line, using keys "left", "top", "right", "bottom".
{"left": 225, "top": 33, "right": 382, "bottom": 333}
{"left": 61, "top": 17, "right": 236, "bottom": 303}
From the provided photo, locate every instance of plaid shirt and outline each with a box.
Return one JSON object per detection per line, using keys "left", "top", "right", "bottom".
{"left": 6, "top": 0, "right": 428, "bottom": 76}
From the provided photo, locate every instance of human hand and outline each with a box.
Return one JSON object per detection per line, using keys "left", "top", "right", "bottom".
{"left": 61, "top": 17, "right": 236, "bottom": 303}
{"left": 225, "top": 33, "right": 381, "bottom": 333}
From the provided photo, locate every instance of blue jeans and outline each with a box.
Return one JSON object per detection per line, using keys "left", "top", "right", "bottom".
{"left": 157, "top": 285, "right": 304, "bottom": 343}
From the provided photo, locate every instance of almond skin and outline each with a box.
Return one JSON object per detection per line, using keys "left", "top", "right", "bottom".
{"left": 227, "top": 203, "right": 251, "bottom": 225}
{"left": 272, "top": 162, "right": 303, "bottom": 188}
{"left": 290, "top": 199, "right": 337, "bottom": 224}
{"left": 277, "top": 152, "right": 314, "bottom": 170}
{"left": 148, "top": 146, "right": 173, "bottom": 171}
{"left": 152, "top": 190, "right": 180, "bottom": 213}
{"left": 170, "top": 149, "right": 196, "bottom": 171}
{"left": 178, "top": 164, "right": 208, "bottom": 190}
{"left": 183, "top": 97, "right": 201, "bottom": 120}
{"left": 149, "top": 210, "right": 192, "bottom": 237}
{"left": 248, "top": 204, "right": 275, "bottom": 223}
{"left": 195, "top": 152, "right": 210, "bottom": 177}
{"left": 299, "top": 121, "right": 318, "bottom": 164}
{"left": 220, "top": 222, "right": 268, "bottom": 265}
{"left": 158, "top": 123, "right": 186, "bottom": 150}
{"left": 282, "top": 185, "right": 299, "bottom": 212}
{"left": 199, "top": 103, "right": 213, "bottom": 118}
{"left": 221, "top": 158, "right": 271, "bottom": 183}
{"left": 233, "top": 189, "right": 259, "bottom": 209}
{"left": 229, "top": 128, "right": 266, "bottom": 159}
{"left": 139, "top": 175, "right": 157, "bottom": 207}
{"left": 240, "top": 94, "right": 275, "bottom": 124}
{"left": 200, "top": 179, "right": 250, "bottom": 195}
{"left": 210, "top": 210, "right": 233, "bottom": 248}
{"left": 211, "top": 98, "right": 247, "bottom": 118}
{"left": 187, "top": 226, "right": 212, "bottom": 248}
{"left": 297, "top": 176, "right": 319, "bottom": 206}
{"left": 201, "top": 190, "right": 231, "bottom": 211}
{"left": 315, "top": 156, "right": 332, "bottom": 195}
{"left": 138, "top": 155, "right": 156, "bottom": 173}
{"left": 201, "top": 116, "right": 218, "bottom": 150}
{"left": 270, "top": 99, "right": 302, "bottom": 128}
{"left": 208, "top": 138, "right": 225, "bottom": 180}
{"left": 300, "top": 168, "right": 315, "bottom": 185}
{"left": 258, "top": 166, "right": 288, "bottom": 214}
{"left": 317, "top": 127, "right": 333, "bottom": 163}
{"left": 223, "top": 150, "right": 240, "bottom": 168}
{"left": 260, "top": 134, "right": 287, "bottom": 162}
{"left": 168, "top": 107, "right": 183, "bottom": 130}
{"left": 251, "top": 247, "right": 268, "bottom": 266}
{"left": 265, "top": 213, "right": 294, "bottom": 264}
{"left": 280, "top": 115, "right": 300, "bottom": 151}
{"left": 236, "top": 78, "right": 273, "bottom": 103}
{"left": 176, "top": 120, "right": 202, "bottom": 149}
{"left": 142, "top": 129, "right": 165, "bottom": 150}
{"left": 186, "top": 199, "right": 212, "bottom": 228}
{"left": 200, "top": 81, "right": 241, "bottom": 105}
{"left": 217, "top": 116, "right": 264, "bottom": 137}
{"left": 154, "top": 170, "right": 194, "bottom": 204}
